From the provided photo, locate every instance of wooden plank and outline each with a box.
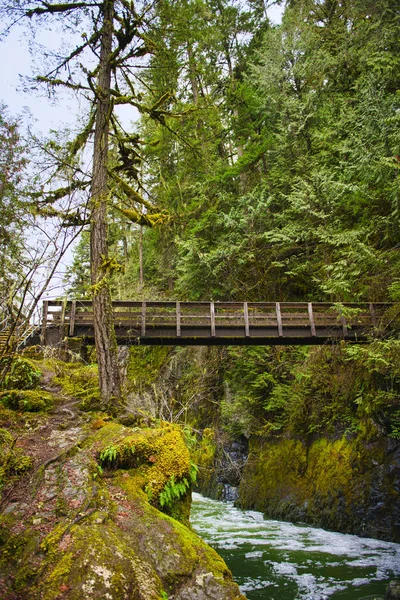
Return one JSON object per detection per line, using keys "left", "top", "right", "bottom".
{"left": 141, "top": 302, "right": 146, "bottom": 336}
{"left": 308, "top": 302, "right": 316, "bottom": 337}
{"left": 243, "top": 302, "right": 250, "bottom": 337}
{"left": 276, "top": 302, "right": 283, "bottom": 337}
{"left": 210, "top": 302, "right": 216, "bottom": 337}
{"left": 60, "top": 299, "right": 67, "bottom": 340}
{"left": 369, "top": 302, "right": 377, "bottom": 328}
{"left": 41, "top": 300, "right": 49, "bottom": 345}
{"left": 176, "top": 301, "right": 181, "bottom": 337}
{"left": 69, "top": 300, "right": 76, "bottom": 336}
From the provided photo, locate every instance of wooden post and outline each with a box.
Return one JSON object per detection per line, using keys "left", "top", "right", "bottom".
{"left": 69, "top": 300, "right": 77, "bottom": 337}
{"left": 340, "top": 314, "right": 348, "bottom": 337}
{"left": 276, "top": 302, "right": 283, "bottom": 337}
{"left": 210, "top": 302, "right": 216, "bottom": 337}
{"left": 141, "top": 301, "right": 146, "bottom": 336}
{"left": 369, "top": 303, "right": 377, "bottom": 328}
{"left": 41, "top": 300, "right": 49, "bottom": 346}
{"left": 308, "top": 302, "right": 316, "bottom": 337}
{"left": 59, "top": 299, "right": 67, "bottom": 342}
{"left": 176, "top": 301, "right": 181, "bottom": 337}
{"left": 244, "top": 302, "right": 250, "bottom": 337}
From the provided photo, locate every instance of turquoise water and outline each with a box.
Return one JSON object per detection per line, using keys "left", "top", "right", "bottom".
{"left": 190, "top": 493, "right": 400, "bottom": 600}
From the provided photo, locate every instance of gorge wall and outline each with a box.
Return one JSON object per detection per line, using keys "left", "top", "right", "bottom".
{"left": 126, "top": 341, "right": 400, "bottom": 543}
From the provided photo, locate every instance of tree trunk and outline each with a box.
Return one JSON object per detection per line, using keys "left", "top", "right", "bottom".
{"left": 139, "top": 224, "right": 144, "bottom": 286}
{"left": 90, "top": 0, "right": 122, "bottom": 407}
{"left": 186, "top": 41, "right": 199, "bottom": 104}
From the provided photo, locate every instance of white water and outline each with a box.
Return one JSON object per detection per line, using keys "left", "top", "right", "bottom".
{"left": 190, "top": 493, "right": 400, "bottom": 600}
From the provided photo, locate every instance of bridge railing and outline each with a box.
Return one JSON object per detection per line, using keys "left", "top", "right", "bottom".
{"left": 41, "top": 300, "right": 394, "bottom": 343}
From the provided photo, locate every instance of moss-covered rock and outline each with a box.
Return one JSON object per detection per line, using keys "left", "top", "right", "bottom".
{"left": 238, "top": 434, "right": 400, "bottom": 541}
{"left": 0, "top": 414, "right": 244, "bottom": 600}
{"left": 95, "top": 421, "right": 195, "bottom": 524}
{"left": 0, "top": 389, "right": 54, "bottom": 412}
{"left": 51, "top": 361, "right": 101, "bottom": 410}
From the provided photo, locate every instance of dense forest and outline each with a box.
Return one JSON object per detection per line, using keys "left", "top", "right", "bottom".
{"left": 0, "top": 0, "right": 400, "bottom": 598}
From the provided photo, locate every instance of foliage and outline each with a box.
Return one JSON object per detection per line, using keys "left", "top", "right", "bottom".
{"left": 0, "top": 104, "right": 27, "bottom": 310}
{"left": 159, "top": 462, "right": 198, "bottom": 509}
{"left": 102, "top": 0, "right": 399, "bottom": 303}
{"left": 0, "top": 357, "right": 41, "bottom": 391}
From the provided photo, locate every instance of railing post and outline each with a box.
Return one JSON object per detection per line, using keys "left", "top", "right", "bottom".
{"left": 210, "top": 302, "right": 216, "bottom": 337}
{"left": 243, "top": 302, "right": 250, "bottom": 337}
{"left": 69, "top": 300, "right": 76, "bottom": 337}
{"left": 276, "top": 302, "right": 283, "bottom": 337}
{"left": 141, "top": 302, "right": 146, "bottom": 336}
{"left": 59, "top": 298, "right": 67, "bottom": 342}
{"left": 340, "top": 313, "right": 348, "bottom": 337}
{"left": 369, "top": 302, "right": 377, "bottom": 328}
{"left": 308, "top": 302, "right": 316, "bottom": 337}
{"left": 40, "top": 300, "right": 49, "bottom": 346}
{"left": 176, "top": 301, "right": 181, "bottom": 337}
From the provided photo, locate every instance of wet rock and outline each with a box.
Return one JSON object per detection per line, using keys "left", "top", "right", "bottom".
{"left": 238, "top": 436, "right": 400, "bottom": 542}
{"left": 386, "top": 580, "right": 400, "bottom": 599}
{"left": 221, "top": 485, "right": 239, "bottom": 502}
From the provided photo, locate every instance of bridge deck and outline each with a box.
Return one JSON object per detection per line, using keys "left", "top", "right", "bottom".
{"left": 39, "top": 301, "right": 394, "bottom": 346}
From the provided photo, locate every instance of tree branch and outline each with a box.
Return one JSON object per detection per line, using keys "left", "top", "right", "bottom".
{"left": 26, "top": 2, "right": 99, "bottom": 18}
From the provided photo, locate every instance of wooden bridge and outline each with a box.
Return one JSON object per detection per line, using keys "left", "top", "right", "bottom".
{"left": 35, "top": 300, "right": 395, "bottom": 347}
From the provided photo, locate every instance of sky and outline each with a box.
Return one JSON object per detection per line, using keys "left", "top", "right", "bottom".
{"left": 0, "top": 3, "right": 284, "bottom": 135}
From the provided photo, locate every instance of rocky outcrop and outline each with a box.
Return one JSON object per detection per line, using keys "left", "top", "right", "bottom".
{"left": 238, "top": 435, "right": 400, "bottom": 542}
{"left": 0, "top": 360, "right": 245, "bottom": 600}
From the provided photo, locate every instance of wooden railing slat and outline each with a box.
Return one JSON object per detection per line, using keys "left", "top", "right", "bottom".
{"left": 69, "top": 300, "right": 76, "bottom": 336}
{"left": 60, "top": 299, "right": 67, "bottom": 340}
{"left": 176, "top": 302, "right": 181, "bottom": 337}
{"left": 308, "top": 302, "right": 316, "bottom": 337}
{"left": 210, "top": 302, "right": 216, "bottom": 337}
{"left": 41, "top": 301, "right": 49, "bottom": 345}
{"left": 276, "top": 302, "right": 283, "bottom": 337}
{"left": 369, "top": 303, "right": 377, "bottom": 328}
{"left": 141, "top": 302, "right": 146, "bottom": 336}
{"left": 244, "top": 302, "right": 250, "bottom": 337}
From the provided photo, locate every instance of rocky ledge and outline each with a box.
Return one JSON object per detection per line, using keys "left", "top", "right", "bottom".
{"left": 0, "top": 360, "right": 244, "bottom": 600}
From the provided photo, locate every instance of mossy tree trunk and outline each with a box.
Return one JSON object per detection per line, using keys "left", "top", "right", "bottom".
{"left": 90, "top": 0, "right": 122, "bottom": 407}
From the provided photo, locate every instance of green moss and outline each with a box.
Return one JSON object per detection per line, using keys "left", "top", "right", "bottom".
{"left": 0, "top": 428, "right": 33, "bottom": 490}
{"left": 127, "top": 346, "right": 171, "bottom": 390}
{"left": 52, "top": 361, "right": 101, "bottom": 410}
{"left": 35, "top": 519, "right": 167, "bottom": 600}
{"left": 0, "top": 527, "right": 41, "bottom": 591}
{"left": 0, "top": 389, "right": 54, "bottom": 412}
{"left": 96, "top": 421, "right": 193, "bottom": 522}
{"left": 192, "top": 427, "right": 219, "bottom": 495}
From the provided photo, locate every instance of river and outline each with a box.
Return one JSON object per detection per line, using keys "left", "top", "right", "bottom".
{"left": 190, "top": 493, "right": 400, "bottom": 600}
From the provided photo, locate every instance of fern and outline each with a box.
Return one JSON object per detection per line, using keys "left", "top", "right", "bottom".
{"left": 99, "top": 445, "right": 118, "bottom": 466}
{"left": 159, "top": 475, "right": 190, "bottom": 508}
